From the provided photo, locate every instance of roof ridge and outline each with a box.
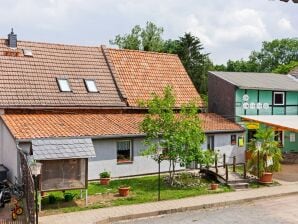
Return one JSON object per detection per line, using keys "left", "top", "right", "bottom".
{"left": 209, "top": 71, "right": 284, "bottom": 76}
{"left": 0, "top": 37, "right": 101, "bottom": 48}
{"left": 108, "top": 47, "right": 179, "bottom": 57}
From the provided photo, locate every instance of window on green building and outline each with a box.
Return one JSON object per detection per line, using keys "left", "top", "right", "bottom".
{"left": 273, "top": 92, "right": 284, "bottom": 105}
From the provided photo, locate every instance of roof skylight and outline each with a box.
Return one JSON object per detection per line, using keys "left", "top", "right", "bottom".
{"left": 57, "top": 78, "right": 71, "bottom": 92}
{"left": 84, "top": 79, "right": 98, "bottom": 92}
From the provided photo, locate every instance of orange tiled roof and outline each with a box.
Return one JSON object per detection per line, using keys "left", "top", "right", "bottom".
{"left": 1, "top": 113, "right": 243, "bottom": 140}
{"left": 0, "top": 39, "right": 126, "bottom": 108}
{"left": 108, "top": 48, "right": 204, "bottom": 108}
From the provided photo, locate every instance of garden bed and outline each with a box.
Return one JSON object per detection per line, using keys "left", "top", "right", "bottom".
{"left": 40, "top": 173, "right": 231, "bottom": 216}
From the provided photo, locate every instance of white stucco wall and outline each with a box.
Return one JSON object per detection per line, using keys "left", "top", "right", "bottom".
{"left": 0, "top": 119, "right": 18, "bottom": 181}
{"left": 88, "top": 138, "right": 184, "bottom": 180}
{"left": 203, "top": 133, "right": 245, "bottom": 164}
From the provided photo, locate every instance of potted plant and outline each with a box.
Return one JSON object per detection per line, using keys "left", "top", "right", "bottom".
{"left": 247, "top": 127, "right": 282, "bottom": 184}
{"left": 210, "top": 182, "right": 219, "bottom": 190}
{"left": 99, "top": 170, "right": 111, "bottom": 185}
{"left": 118, "top": 185, "right": 130, "bottom": 196}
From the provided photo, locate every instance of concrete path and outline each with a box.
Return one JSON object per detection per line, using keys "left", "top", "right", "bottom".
{"left": 39, "top": 182, "right": 298, "bottom": 224}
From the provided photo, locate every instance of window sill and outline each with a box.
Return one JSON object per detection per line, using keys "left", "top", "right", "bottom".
{"left": 117, "top": 160, "right": 133, "bottom": 165}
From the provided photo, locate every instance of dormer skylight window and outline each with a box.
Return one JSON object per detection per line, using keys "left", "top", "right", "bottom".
{"left": 23, "top": 49, "right": 33, "bottom": 57}
{"left": 84, "top": 79, "right": 98, "bottom": 92}
{"left": 57, "top": 78, "right": 71, "bottom": 92}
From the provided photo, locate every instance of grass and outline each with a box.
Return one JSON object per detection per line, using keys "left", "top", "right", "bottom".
{"left": 41, "top": 174, "right": 232, "bottom": 214}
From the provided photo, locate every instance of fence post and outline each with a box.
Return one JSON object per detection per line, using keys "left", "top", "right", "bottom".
{"left": 233, "top": 156, "right": 236, "bottom": 172}
{"left": 225, "top": 165, "right": 229, "bottom": 183}
{"left": 223, "top": 154, "right": 226, "bottom": 167}
{"left": 243, "top": 163, "right": 247, "bottom": 179}
{"left": 215, "top": 154, "right": 218, "bottom": 174}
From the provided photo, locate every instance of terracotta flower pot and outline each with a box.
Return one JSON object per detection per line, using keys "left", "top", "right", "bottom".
{"left": 210, "top": 183, "right": 219, "bottom": 190}
{"left": 100, "top": 178, "right": 110, "bottom": 185}
{"left": 259, "top": 172, "right": 273, "bottom": 184}
{"left": 118, "top": 186, "right": 130, "bottom": 197}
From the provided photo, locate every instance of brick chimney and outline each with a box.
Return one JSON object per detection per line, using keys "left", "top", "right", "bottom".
{"left": 8, "top": 28, "right": 17, "bottom": 48}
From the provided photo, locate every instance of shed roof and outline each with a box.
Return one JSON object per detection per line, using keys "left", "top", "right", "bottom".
{"left": 32, "top": 138, "right": 96, "bottom": 160}
{"left": 209, "top": 71, "right": 298, "bottom": 91}
{"left": 1, "top": 113, "right": 244, "bottom": 140}
{"left": 108, "top": 48, "right": 204, "bottom": 108}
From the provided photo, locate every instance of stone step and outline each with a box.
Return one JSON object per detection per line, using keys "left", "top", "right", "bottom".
{"left": 228, "top": 182, "right": 249, "bottom": 190}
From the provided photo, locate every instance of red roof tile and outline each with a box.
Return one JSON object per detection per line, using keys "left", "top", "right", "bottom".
{"left": 0, "top": 39, "right": 125, "bottom": 108}
{"left": 1, "top": 113, "right": 243, "bottom": 140}
{"left": 108, "top": 48, "right": 204, "bottom": 108}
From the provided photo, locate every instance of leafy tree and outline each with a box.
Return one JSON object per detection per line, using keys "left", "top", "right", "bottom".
{"left": 141, "top": 22, "right": 164, "bottom": 51}
{"left": 218, "top": 38, "right": 298, "bottom": 73}
{"left": 109, "top": 25, "right": 141, "bottom": 50}
{"left": 249, "top": 38, "right": 298, "bottom": 72}
{"left": 140, "top": 86, "right": 208, "bottom": 186}
{"left": 110, "top": 21, "right": 164, "bottom": 52}
{"left": 273, "top": 61, "right": 298, "bottom": 74}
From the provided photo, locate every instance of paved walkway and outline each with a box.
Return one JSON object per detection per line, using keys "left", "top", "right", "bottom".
{"left": 39, "top": 182, "right": 298, "bottom": 224}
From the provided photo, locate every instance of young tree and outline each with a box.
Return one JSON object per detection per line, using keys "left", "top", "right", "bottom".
{"left": 140, "top": 86, "right": 208, "bottom": 186}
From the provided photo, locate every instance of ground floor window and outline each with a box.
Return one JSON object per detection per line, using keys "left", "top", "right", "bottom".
{"left": 290, "top": 133, "right": 296, "bottom": 142}
{"left": 247, "top": 129, "right": 256, "bottom": 142}
{"left": 231, "top": 135, "right": 236, "bottom": 145}
{"left": 274, "top": 131, "right": 283, "bottom": 146}
{"left": 117, "top": 140, "right": 132, "bottom": 163}
{"left": 207, "top": 136, "right": 214, "bottom": 150}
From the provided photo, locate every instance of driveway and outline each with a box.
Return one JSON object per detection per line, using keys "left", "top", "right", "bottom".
{"left": 274, "top": 164, "right": 298, "bottom": 182}
{"left": 114, "top": 194, "right": 298, "bottom": 224}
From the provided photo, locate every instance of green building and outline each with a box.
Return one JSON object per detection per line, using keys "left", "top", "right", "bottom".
{"left": 208, "top": 71, "right": 298, "bottom": 153}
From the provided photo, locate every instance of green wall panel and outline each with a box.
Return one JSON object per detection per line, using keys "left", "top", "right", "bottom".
{"left": 284, "top": 131, "right": 298, "bottom": 152}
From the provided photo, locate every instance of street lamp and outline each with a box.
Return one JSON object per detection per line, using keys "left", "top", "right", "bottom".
{"left": 157, "top": 144, "right": 163, "bottom": 201}
{"left": 30, "top": 162, "right": 42, "bottom": 224}
{"left": 255, "top": 141, "right": 262, "bottom": 179}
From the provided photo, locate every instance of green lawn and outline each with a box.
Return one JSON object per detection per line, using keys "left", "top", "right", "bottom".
{"left": 41, "top": 174, "right": 232, "bottom": 215}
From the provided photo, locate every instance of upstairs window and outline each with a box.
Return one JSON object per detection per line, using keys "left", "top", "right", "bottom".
{"left": 57, "top": 78, "right": 71, "bottom": 92}
{"left": 273, "top": 92, "right": 284, "bottom": 105}
{"left": 84, "top": 79, "right": 98, "bottom": 92}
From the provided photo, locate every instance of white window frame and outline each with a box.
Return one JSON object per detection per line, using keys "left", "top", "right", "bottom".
{"left": 84, "top": 79, "right": 98, "bottom": 93}
{"left": 273, "top": 92, "right": 285, "bottom": 106}
{"left": 57, "top": 78, "right": 71, "bottom": 92}
{"left": 116, "top": 140, "right": 132, "bottom": 163}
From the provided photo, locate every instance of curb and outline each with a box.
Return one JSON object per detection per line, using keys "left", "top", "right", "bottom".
{"left": 96, "top": 191, "right": 298, "bottom": 224}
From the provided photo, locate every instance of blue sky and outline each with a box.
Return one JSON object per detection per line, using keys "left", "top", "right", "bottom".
{"left": 1, "top": 0, "right": 297, "bottom": 64}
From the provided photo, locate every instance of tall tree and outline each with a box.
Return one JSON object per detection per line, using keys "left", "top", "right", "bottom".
{"left": 172, "top": 33, "right": 211, "bottom": 95}
{"left": 140, "top": 86, "right": 208, "bottom": 186}
{"left": 110, "top": 21, "right": 164, "bottom": 52}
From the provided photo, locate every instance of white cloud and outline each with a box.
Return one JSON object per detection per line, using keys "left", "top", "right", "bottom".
{"left": 0, "top": 0, "right": 297, "bottom": 64}
{"left": 278, "top": 18, "right": 293, "bottom": 31}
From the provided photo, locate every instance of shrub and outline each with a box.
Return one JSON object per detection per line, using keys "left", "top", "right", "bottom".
{"left": 48, "top": 194, "right": 57, "bottom": 204}
{"left": 63, "top": 192, "right": 77, "bottom": 202}
{"left": 100, "top": 171, "right": 111, "bottom": 178}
